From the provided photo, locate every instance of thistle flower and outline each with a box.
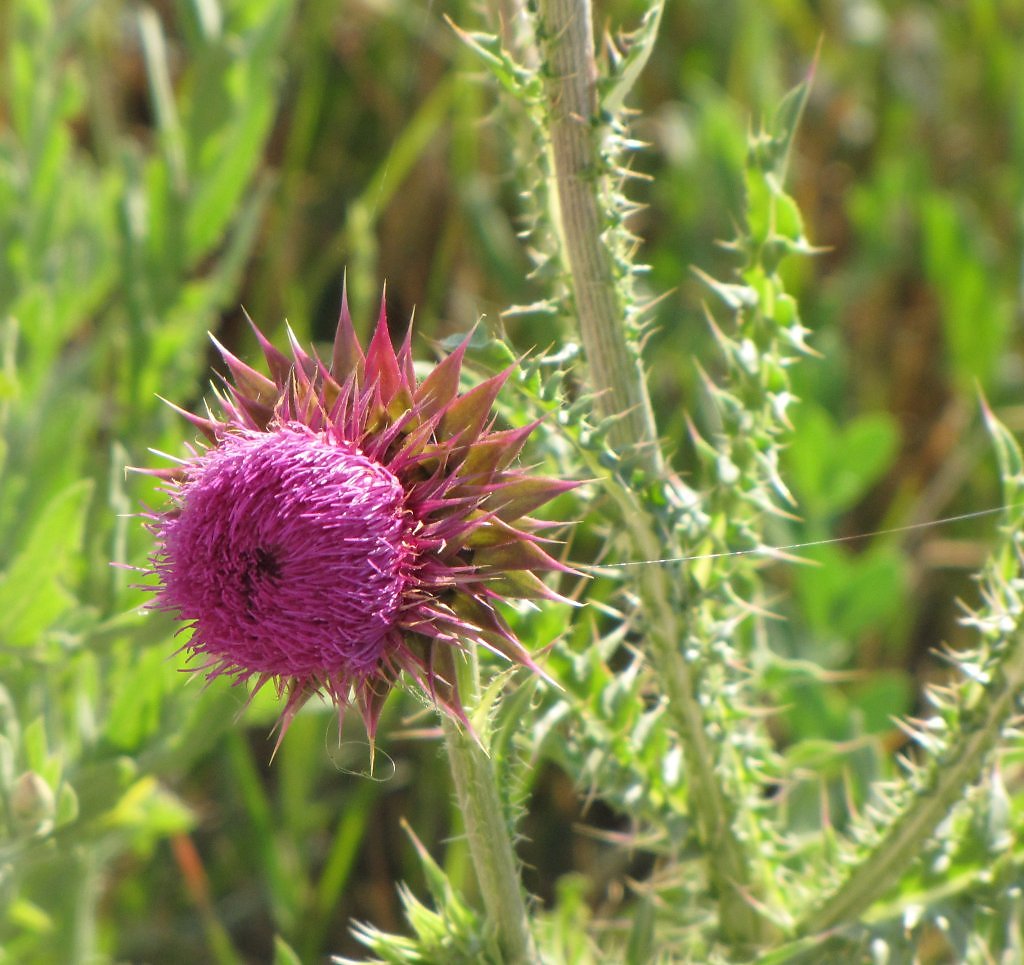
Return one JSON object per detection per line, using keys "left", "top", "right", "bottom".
{"left": 142, "top": 294, "right": 576, "bottom": 744}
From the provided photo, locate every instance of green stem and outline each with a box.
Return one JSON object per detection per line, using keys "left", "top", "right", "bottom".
{"left": 608, "top": 488, "right": 775, "bottom": 950}
{"left": 798, "top": 633, "right": 1024, "bottom": 934}
{"left": 442, "top": 716, "right": 539, "bottom": 963}
{"left": 535, "top": 0, "right": 771, "bottom": 949}
{"left": 535, "top": 0, "right": 660, "bottom": 466}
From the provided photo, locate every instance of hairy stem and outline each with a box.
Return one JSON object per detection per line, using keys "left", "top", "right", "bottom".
{"left": 535, "top": 0, "right": 771, "bottom": 949}
{"left": 535, "top": 0, "right": 659, "bottom": 466}
{"left": 442, "top": 716, "right": 538, "bottom": 963}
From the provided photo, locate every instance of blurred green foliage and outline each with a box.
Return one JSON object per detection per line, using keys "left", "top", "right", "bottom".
{"left": 1, "top": 0, "right": 1023, "bottom": 961}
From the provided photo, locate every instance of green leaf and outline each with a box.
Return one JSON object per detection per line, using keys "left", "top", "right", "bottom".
{"left": 761, "top": 55, "right": 815, "bottom": 181}
{"left": 446, "top": 20, "right": 532, "bottom": 99}
{"left": 851, "top": 672, "right": 914, "bottom": 737}
{"left": 921, "top": 192, "right": 1010, "bottom": 391}
{"left": 981, "top": 397, "right": 1024, "bottom": 506}
{"left": 55, "top": 782, "right": 79, "bottom": 828}
{"left": 623, "top": 894, "right": 655, "bottom": 965}
{"left": 102, "top": 776, "right": 194, "bottom": 854}
{"left": 103, "top": 647, "right": 172, "bottom": 752}
{"left": 794, "top": 543, "right": 907, "bottom": 646}
{"left": 601, "top": 0, "right": 665, "bottom": 116}
{"left": 785, "top": 405, "right": 899, "bottom": 517}
{"left": 0, "top": 479, "right": 93, "bottom": 647}
{"left": 20, "top": 717, "right": 49, "bottom": 773}
{"left": 272, "top": 936, "right": 303, "bottom": 965}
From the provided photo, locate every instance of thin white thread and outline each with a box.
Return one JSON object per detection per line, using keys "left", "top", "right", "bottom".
{"left": 586, "top": 505, "right": 1018, "bottom": 570}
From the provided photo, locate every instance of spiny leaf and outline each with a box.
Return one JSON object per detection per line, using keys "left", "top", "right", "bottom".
{"left": 600, "top": 0, "right": 665, "bottom": 116}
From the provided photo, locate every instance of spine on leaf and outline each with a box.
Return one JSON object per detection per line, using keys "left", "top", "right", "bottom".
{"left": 798, "top": 405, "right": 1024, "bottom": 935}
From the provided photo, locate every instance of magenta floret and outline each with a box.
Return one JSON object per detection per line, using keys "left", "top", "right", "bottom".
{"left": 155, "top": 426, "right": 411, "bottom": 677}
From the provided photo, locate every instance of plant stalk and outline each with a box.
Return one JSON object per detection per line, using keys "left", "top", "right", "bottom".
{"left": 442, "top": 715, "right": 539, "bottom": 963}
{"left": 799, "top": 631, "right": 1024, "bottom": 934}
{"left": 609, "top": 488, "right": 775, "bottom": 949}
{"left": 535, "top": 0, "right": 771, "bottom": 949}
{"left": 535, "top": 0, "right": 660, "bottom": 467}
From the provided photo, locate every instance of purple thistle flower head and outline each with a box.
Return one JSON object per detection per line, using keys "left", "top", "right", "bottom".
{"left": 142, "top": 292, "right": 576, "bottom": 745}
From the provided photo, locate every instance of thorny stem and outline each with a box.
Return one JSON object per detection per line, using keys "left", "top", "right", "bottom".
{"left": 442, "top": 715, "right": 539, "bottom": 963}
{"left": 608, "top": 486, "right": 775, "bottom": 951}
{"left": 799, "top": 628, "right": 1024, "bottom": 934}
{"left": 535, "top": 0, "right": 660, "bottom": 469}
{"left": 534, "top": 0, "right": 772, "bottom": 950}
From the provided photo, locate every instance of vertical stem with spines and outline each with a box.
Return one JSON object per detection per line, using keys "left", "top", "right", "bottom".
{"left": 442, "top": 715, "right": 539, "bottom": 963}
{"left": 535, "top": 0, "right": 659, "bottom": 466}
{"left": 606, "top": 485, "right": 774, "bottom": 950}
{"left": 534, "top": 0, "right": 772, "bottom": 949}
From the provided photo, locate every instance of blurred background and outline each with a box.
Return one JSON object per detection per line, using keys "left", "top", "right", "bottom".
{"left": 1, "top": 0, "right": 1023, "bottom": 960}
